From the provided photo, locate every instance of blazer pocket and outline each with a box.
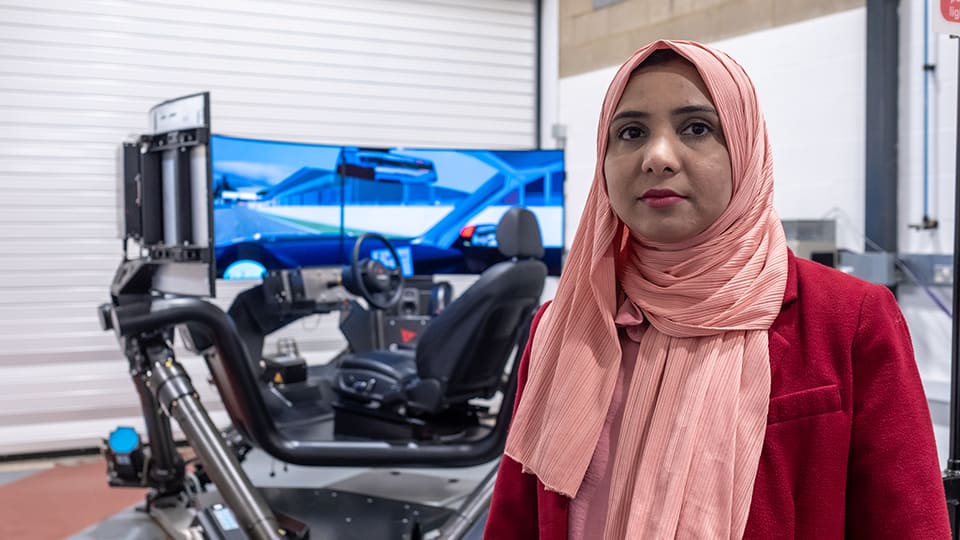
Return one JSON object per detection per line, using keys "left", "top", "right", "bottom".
{"left": 767, "top": 384, "right": 841, "bottom": 425}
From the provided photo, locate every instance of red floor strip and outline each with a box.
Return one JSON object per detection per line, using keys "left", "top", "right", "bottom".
{"left": 0, "top": 459, "right": 148, "bottom": 539}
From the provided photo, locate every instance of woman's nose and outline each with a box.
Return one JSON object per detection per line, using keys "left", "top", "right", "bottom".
{"left": 640, "top": 135, "right": 680, "bottom": 176}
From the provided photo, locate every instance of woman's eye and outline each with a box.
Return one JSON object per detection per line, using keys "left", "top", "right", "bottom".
{"left": 681, "top": 122, "right": 712, "bottom": 137}
{"left": 618, "top": 126, "right": 644, "bottom": 140}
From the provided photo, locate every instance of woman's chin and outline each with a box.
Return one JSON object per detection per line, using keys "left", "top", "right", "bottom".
{"left": 629, "top": 224, "right": 700, "bottom": 245}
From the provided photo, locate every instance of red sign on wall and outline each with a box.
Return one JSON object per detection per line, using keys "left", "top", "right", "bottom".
{"left": 943, "top": 0, "right": 960, "bottom": 22}
{"left": 935, "top": 0, "right": 960, "bottom": 34}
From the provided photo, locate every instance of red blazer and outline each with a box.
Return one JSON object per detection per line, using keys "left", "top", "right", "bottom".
{"left": 485, "top": 251, "right": 950, "bottom": 539}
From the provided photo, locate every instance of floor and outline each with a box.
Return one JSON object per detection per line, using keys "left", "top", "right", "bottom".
{"left": 0, "top": 456, "right": 148, "bottom": 539}
{"left": 0, "top": 449, "right": 494, "bottom": 540}
{"left": 3, "top": 396, "right": 954, "bottom": 539}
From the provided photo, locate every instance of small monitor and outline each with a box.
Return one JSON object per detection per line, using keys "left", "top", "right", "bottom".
{"left": 369, "top": 246, "right": 414, "bottom": 277}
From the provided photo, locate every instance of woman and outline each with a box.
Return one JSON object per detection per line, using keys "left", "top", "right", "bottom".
{"left": 484, "top": 40, "right": 950, "bottom": 539}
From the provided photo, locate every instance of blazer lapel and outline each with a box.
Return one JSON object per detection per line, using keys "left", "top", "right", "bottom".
{"left": 767, "top": 250, "right": 800, "bottom": 412}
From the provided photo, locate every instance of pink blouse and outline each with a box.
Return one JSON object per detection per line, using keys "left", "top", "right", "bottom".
{"left": 568, "top": 302, "right": 644, "bottom": 539}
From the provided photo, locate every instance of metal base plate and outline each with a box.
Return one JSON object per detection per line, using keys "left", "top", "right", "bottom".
{"left": 261, "top": 487, "right": 453, "bottom": 540}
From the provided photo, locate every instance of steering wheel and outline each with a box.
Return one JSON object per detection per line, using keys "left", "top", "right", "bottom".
{"left": 349, "top": 233, "right": 405, "bottom": 310}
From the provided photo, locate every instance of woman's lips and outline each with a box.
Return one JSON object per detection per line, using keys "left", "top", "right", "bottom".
{"left": 640, "top": 189, "right": 685, "bottom": 208}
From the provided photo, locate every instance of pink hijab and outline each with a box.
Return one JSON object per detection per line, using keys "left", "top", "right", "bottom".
{"left": 504, "top": 40, "right": 788, "bottom": 538}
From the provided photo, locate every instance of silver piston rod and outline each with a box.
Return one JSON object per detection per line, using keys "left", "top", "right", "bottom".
{"left": 148, "top": 353, "right": 283, "bottom": 540}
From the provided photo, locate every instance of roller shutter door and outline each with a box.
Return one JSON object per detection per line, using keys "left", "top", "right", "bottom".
{"left": 0, "top": 0, "right": 538, "bottom": 455}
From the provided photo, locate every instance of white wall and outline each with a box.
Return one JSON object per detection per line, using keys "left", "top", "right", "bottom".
{"left": 896, "top": 0, "right": 960, "bottom": 418}
{"left": 715, "top": 13, "right": 867, "bottom": 253}
{"left": 557, "top": 9, "right": 868, "bottom": 252}
{"left": 900, "top": 2, "right": 960, "bottom": 256}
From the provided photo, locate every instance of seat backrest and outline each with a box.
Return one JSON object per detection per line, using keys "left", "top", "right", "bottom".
{"left": 414, "top": 207, "right": 548, "bottom": 403}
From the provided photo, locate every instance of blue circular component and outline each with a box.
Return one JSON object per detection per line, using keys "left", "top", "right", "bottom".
{"left": 108, "top": 426, "right": 140, "bottom": 454}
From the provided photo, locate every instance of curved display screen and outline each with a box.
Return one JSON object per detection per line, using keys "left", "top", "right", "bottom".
{"left": 211, "top": 135, "right": 564, "bottom": 279}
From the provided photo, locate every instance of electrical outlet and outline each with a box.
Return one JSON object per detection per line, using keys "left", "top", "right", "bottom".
{"left": 933, "top": 263, "right": 953, "bottom": 285}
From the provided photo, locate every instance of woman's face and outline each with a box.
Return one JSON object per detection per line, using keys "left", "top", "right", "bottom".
{"left": 604, "top": 58, "right": 733, "bottom": 244}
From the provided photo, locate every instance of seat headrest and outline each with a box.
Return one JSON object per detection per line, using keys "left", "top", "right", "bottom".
{"left": 496, "top": 207, "right": 544, "bottom": 259}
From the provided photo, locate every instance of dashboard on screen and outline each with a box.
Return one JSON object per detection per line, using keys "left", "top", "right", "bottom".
{"left": 210, "top": 135, "right": 565, "bottom": 279}
{"left": 369, "top": 246, "right": 415, "bottom": 278}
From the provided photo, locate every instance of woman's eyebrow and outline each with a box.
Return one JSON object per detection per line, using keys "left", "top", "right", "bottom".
{"left": 673, "top": 105, "right": 718, "bottom": 117}
{"left": 611, "top": 105, "right": 718, "bottom": 124}
{"left": 611, "top": 110, "right": 647, "bottom": 123}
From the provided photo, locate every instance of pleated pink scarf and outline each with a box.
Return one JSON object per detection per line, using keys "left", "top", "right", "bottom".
{"left": 504, "top": 40, "right": 788, "bottom": 539}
